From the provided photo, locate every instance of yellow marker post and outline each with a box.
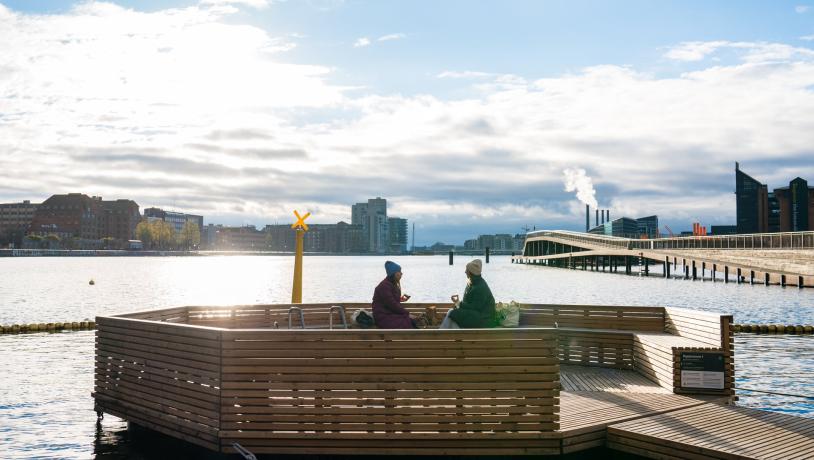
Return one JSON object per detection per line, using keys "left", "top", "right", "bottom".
{"left": 291, "top": 210, "right": 310, "bottom": 303}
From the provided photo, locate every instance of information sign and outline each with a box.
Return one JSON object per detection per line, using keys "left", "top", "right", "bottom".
{"left": 679, "top": 352, "right": 725, "bottom": 390}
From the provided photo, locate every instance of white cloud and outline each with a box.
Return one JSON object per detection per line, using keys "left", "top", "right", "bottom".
{"left": 664, "top": 41, "right": 729, "bottom": 61}
{"left": 201, "top": 0, "right": 272, "bottom": 8}
{"left": 796, "top": 5, "right": 810, "bottom": 13}
{"left": 665, "top": 40, "right": 814, "bottom": 62}
{"left": 353, "top": 37, "right": 371, "bottom": 47}
{"left": 378, "top": 33, "right": 405, "bottom": 42}
{"left": 437, "top": 70, "right": 495, "bottom": 79}
{"left": 802, "top": 35, "right": 814, "bottom": 41}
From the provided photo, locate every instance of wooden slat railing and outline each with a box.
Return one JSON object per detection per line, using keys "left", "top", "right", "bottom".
{"left": 93, "top": 316, "right": 222, "bottom": 451}
{"left": 218, "top": 328, "right": 560, "bottom": 456}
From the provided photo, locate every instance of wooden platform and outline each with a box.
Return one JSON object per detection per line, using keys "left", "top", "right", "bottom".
{"left": 558, "top": 366, "right": 725, "bottom": 453}
{"left": 94, "top": 303, "right": 738, "bottom": 456}
{"left": 608, "top": 403, "right": 814, "bottom": 459}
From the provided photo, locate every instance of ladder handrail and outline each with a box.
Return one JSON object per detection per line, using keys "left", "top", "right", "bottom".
{"left": 329, "top": 305, "right": 348, "bottom": 329}
{"left": 288, "top": 306, "right": 305, "bottom": 329}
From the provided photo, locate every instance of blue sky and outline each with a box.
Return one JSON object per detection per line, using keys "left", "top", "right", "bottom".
{"left": 1, "top": 1, "right": 813, "bottom": 244}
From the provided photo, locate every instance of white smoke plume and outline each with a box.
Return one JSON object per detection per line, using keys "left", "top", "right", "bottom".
{"left": 562, "top": 168, "right": 598, "bottom": 209}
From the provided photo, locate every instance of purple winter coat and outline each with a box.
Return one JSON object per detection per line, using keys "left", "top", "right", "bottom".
{"left": 372, "top": 277, "right": 413, "bottom": 329}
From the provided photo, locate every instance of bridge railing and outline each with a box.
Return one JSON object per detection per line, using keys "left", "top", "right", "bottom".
{"left": 525, "top": 230, "right": 814, "bottom": 251}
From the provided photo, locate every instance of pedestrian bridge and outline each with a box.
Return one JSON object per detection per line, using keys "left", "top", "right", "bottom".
{"left": 513, "top": 230, "right": 814, "bottom": 288}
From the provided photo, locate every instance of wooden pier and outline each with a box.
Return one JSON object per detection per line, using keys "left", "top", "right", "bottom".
{"left": 514, "top": 230, "right": 814, "bottom": 288}
{"left": 92, "top": 303, "right": 814, "bottom": 457}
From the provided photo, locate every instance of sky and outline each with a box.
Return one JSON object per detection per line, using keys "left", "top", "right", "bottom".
{"left": 1, "top": 0, "right": 813, "bottom": 245}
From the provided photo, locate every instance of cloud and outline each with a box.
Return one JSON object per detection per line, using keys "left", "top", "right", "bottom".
{"left": 1, "top": 5, "right": 814, "bottom": 243}
{"left": 354, "top": 34, "right": 404, "bottom": 48}
{"left": 796, "top": 5, "right": 810, "bottom": 13}
{"left": 665, "top": 40, "right": 814, "bottom": 63}
{"left": 378, "top": 33, "right": 405, "bottom": 42}
{"left": 437, "top": 70, "right": 495, "bottom": 79}
{"left": 802, "top": 35, "right": 814, "bottom": 41}
{"left": 353, "top": 37, "right": 371, "bottom": 47}
{"left": 200, "top": 0, "right": 272, "bottom": 8}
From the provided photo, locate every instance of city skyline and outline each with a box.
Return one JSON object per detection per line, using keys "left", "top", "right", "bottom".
{"left": 1, "top": 1, "right": 814, "bottom": 244}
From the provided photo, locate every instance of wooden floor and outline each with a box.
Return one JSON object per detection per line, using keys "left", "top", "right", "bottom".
{"left": 557, "top": 365, "right": 725, "bottom": 453}
{"left": 561, "top": 365, "right": 670, "bottom": 393}
{"left": 608, "top": 403, "right": 814, "bottom": 459}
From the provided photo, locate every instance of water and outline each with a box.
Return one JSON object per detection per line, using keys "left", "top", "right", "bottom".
{"left": 1, "top": 255, "right": 813, "bottom": 458}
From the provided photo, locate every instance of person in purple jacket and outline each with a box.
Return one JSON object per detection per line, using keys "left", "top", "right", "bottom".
{"left": 372, "top": 260, "right": 415, "bottom": 329}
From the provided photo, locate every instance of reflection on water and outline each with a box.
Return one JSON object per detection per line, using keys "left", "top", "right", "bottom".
{"left": 1, "top": 255, "right": 813, "bottom": 458}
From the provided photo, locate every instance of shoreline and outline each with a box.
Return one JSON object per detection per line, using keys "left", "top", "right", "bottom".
{"left": 0, "top": 249, "right": 515, "bottom": 257}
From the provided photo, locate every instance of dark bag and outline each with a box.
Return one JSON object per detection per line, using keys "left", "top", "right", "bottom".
{"left": 353, "top": 309, "right": 375, "bottom": 328}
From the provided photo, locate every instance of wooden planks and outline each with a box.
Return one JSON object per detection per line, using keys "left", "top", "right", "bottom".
{"left": 608, "top": 403, "right": 814, "bottom": 459}
{"left": 519, "top": 304, "right": 665, "bottom": 331}
{"left": 560, "top": 365, "right": 669, "bottom": 394}
{"left": 219, "top": 327, "right": 560, "bottom": 455}
{"left": 93, "top": 316, "right": 222, "bottom": 451}
{"left": 559, "top": 391, "right": 722, "bottom": 454}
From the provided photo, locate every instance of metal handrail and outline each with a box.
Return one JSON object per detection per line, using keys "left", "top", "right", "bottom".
{"left": 288, "top": 306, "right": 305, "bottom": 329}
{"left": 329, "top": 305, "right": 348, "bottom": 329}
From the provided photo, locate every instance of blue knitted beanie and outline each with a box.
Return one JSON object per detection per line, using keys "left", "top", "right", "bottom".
{"left": 385, "top": 260, "right": 401, "bottom": 277}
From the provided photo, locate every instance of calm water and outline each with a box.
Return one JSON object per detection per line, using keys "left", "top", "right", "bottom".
{"left": 1, "top": 255, "right": 813, "bottom": 459}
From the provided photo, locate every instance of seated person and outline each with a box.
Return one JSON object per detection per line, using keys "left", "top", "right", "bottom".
{"left": 372, "top": 261, "right": 414, "bottom": 329}
{"left": 440, "top": 259, "right": 496, "bottom": 329}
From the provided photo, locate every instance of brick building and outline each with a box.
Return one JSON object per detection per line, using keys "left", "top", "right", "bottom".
{"left": 0, "top": 200, "right": 39, "bottom": 247}
{"left": 29, "top": 193, "right": 102, "bottom": 239}
{"left": 100, "top": 199, "right": 140, "bottom": 241}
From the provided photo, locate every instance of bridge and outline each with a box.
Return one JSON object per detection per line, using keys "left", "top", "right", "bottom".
{"left": 512, "top": 230, "right": 814, "bottom": 288}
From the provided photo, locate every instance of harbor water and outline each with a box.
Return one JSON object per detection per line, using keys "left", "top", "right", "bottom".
{"left": 1, "top": 255, "right": 813, "bottom": 459}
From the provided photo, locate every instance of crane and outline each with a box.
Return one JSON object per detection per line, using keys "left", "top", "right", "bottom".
{"left": 664, "top": 225, "right": 675, "bottom": 237}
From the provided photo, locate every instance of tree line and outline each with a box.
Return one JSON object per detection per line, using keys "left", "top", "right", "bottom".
{"left": 135, "top": 220, "right": 200, "bottom": 250}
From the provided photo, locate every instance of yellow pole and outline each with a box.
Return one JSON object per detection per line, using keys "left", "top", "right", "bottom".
{"left": 292, "top": 228, "right": 304, "bottom": 303}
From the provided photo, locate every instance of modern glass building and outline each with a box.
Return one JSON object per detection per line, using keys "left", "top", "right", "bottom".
{"left": 735, "top": 162, "right": 768, "bottom": 234}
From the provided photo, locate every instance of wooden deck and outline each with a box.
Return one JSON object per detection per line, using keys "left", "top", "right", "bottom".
{"left": 558, "top": 365, "right": 725, "bottom": 453}
{"left": 94, "top": 303, "right": 740, "bottom": 456}
{"left": 608, "top": 403, "right": 814, "bottom": 459}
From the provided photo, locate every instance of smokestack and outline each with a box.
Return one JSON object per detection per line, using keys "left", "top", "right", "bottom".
{"left": 606, "top": 209, "right": 610, "bottom": 222}
{"left": 595, "top": 209, "right": 599, "bottom": 227}
{"left": 586, "top": 204, "right": 590, "bottom": 232}
{"left": 601, "top": 209, "right": 605, "bottom": 225}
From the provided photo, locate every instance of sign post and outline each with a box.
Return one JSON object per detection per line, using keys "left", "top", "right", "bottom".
{"left": 291, "top": 210, "right": 310, "bottom": 304}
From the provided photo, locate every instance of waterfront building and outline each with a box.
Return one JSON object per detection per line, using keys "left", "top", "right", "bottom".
{"left": 768, "top": 192, "right": 781, "bottom": 232}
{"left": 143, "top": 207, "right": 204, "bottom": 235}
{"left": 636, "top": 216, "right": 659, "bottom": 239}
{"left": 710, "top": 225, "right": 738, "bottom": 235}
{"left": 29, "top": 193, "right": 102, "bottom": 240}
{"left": 0, "top": 200, "right": 39, "bottom": 247}
{"left": 265, "top": 222, "right": 366, "bottom": 253}
{"left": 351, "top": 197, "right": 388, "bottom": 253}
{"left": 100, "top": 199, "right": 140, "bottom": 241}
{"left": 774, "top": 177, "right": 814, "bottom": 232}
{"left": 735, "top": 163, "right": 769, "bottom": 233}
{"left": 588, "top": 217, "right": 639, "bottom": 238}
{"left": 212, "top": 225, "right": 268, "bottom": 251}
{"left": 387, "top": 217, "right": 408, "bottom": 253}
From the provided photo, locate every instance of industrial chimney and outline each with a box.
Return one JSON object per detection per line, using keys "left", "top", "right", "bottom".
{"left": 595, "top": 209, "right": 599, "bottom": 228}
{"left": 585, "top": 205, "right": 590, "bottom": 232}
{"left": 601, "top": 209, "right": 605, "bottom": 225}
{"left": 606, "top": 209, "right": 610, "bottom": 223}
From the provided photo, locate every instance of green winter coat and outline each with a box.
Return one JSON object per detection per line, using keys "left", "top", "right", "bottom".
{"left": 448, "top": 275, "right": 496, "bottom": 328}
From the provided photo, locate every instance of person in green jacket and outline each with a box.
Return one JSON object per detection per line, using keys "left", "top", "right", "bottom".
{"left": 439, "top": 259, "right": 496, "bottom": 329}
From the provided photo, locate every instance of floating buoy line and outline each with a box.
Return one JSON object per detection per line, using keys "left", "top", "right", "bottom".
{"left": 1, "top": 321, "right": 95, "bottom": 334}
{"left": 734, "top": 324, "right": 814, "bottom": 334}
